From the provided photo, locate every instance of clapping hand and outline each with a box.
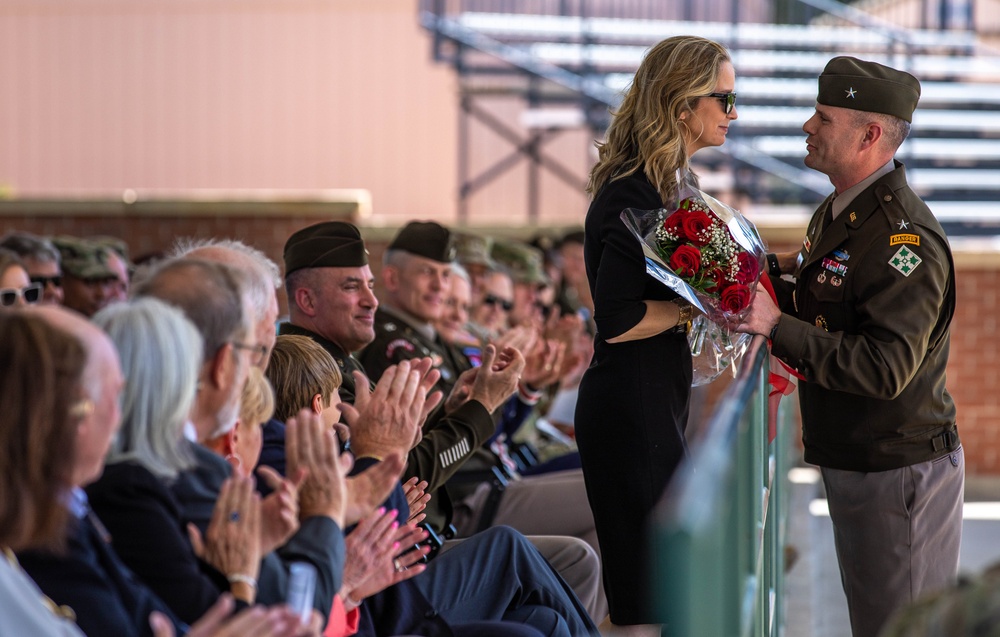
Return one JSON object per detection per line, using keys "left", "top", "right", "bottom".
{"left": 187, "top": 476, "right": 262, "bottom": 604}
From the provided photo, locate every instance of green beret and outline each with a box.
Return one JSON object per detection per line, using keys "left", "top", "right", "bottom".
{"left": 452, "top": 232, "right": 497, "bottom": 269}
{"left": 386, "top": 221, "right": 456, "bottom": 264}
{"left": 491, "top": 240, "right": 550, "bottom": 286}
{"left": 283, "top": 221, "right": 368, "bottom": 275}
{"left": 817, "top": 56, "right": 920, "bottom": 123}
{"left": 51, "top": 236, "right": 116, "bottom": 280}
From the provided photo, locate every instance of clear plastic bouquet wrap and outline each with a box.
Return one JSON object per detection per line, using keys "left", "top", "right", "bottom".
{"left": 621, "top": 170, "right": 767, "bottom": 385}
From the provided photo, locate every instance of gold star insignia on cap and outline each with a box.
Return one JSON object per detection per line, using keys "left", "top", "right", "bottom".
{"left": 845, "top": 87, "right": 857, "bottom": 98}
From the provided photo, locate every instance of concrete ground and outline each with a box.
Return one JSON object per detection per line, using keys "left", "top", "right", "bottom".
{"left": 783, "top": 469, "right": 1000, "bottom": 637}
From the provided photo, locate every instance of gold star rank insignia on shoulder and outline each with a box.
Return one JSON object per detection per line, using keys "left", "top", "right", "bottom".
{"left": 889, "top": 246, "right": 922, "bottom": 277}
{"left": 897, "top": 219, "right": 909, "bottom": 230}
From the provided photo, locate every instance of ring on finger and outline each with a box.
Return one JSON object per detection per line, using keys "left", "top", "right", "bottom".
{"left": 393, "top": 558, "right": 405, "bottom": 573}
{"left": 229, "top": 511, "right": 240, "bottom": 523}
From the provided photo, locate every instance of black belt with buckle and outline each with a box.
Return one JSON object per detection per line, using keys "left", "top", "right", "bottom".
{"left": 931, "top": 429, "right": 960, "bottom": 453}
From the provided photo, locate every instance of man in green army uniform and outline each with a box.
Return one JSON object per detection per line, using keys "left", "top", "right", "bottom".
{"left": 738, "top": 57, "right": 962, "bottom": 637}
{"left": 359, "top": 221, "right": 461, "bottom": 396}
{"left": 280, "top": 221, "right": 514, "bottom": 492}
{"left": 51, "top": 235, "right": 129, "bottom": 317}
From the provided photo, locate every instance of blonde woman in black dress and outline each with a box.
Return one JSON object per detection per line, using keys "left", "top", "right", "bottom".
{"left": 575, "top": 35, "right": 738, "bottom": 635}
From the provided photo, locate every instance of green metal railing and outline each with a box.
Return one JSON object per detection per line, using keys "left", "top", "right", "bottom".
{"left": 653, "top": 335, "right": 793, "bottom": 636}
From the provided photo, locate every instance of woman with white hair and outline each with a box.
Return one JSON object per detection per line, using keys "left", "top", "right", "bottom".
{"left": 88, "top": 297, "right": 264, "bottom": 623}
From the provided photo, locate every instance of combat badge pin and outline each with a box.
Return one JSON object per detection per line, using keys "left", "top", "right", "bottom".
{"left": 817, "top": 271, "right": 827, "bottom": 284}
{"left": 815, "top": 315, "right": 829, "bottom": 331}
{"left": 830, "top": 276, "right": 842, "bottom": 287}
{"left": 889, "top": 246, "right": 922, "bottom": 277}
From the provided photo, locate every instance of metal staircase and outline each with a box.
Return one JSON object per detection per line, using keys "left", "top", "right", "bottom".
{"left": 420, "top": 0, "right": 1000, "bottom": 235}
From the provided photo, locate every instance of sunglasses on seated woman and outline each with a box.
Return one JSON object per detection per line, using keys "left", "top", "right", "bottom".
{"left": 0, "top": 282, "right": 43, "bottom": 307}
{"left": 704, "top": 92, "right": 737, "bottom": 114}
{"left": 482, "top": 294, "right": 514, "bottom": 312}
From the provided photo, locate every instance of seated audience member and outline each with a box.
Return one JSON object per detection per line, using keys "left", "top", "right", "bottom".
{"left": 0, "top": 308, "right": 313, "bottom": 637}
{"left": 452, "top": 231, "right": 498, "bottom": 296}
{"left": 209, "top": 366, "right": 277, "bottom": 478}
{"left": 0, "top": 310, "right": 90, "bottom": 636}
{"left": 470, "top": 268, "right": 516, "bottom": 342}
{"left": 88, "top": 298, "right": 263, "bottom": 622}
{"left": 14, "top": 305, "right": 188, "bottom": 636}
{"left": 490, "top": 239, "right": 550, "bottom": 329}
{"left": 131, "top": 257, "right": 349, "bottom": 623}
{"left": 262, "top": 335, "right": 596, "bottom": 637}
{"left": 0, "top": 248, "right": 43, "bottom": 308}
{"left": 0, "top": 231, "right": 64, "bottom": 304}
{"left": 90, "top": 236, "right": 131, "bottom": 303}
{"left": 51, "top": 236, "right": 128, "bottom": 317}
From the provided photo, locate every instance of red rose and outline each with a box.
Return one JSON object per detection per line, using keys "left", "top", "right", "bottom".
{"left": 704, "top": 268, "right": 726, "bottom": 293}
{"left": 662, "top": 209, "right": 686, "bottom": 238}
{"left": 734, "top": 251, "right": 760, "bottom": 285}
{"left": 669, "top": 245, "right": 702, "bottom": 277}
{"left": 719, "top": 283, "right": 752, "bottom": 313}
{"left": 680, "top": 209, "right": 713, "bottom": 246}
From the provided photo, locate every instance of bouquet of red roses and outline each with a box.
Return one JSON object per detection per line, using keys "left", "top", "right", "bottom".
{"left": 621, "top": 170, "right": 767, "bottom": 385}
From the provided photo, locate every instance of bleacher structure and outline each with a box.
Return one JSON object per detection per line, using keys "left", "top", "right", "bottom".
{"left": 420, "top": 0, "right": 1000, "bottom": 235}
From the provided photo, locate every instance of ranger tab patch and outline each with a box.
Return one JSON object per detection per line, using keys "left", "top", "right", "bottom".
{"left": 890, "top": 234, "right": 920, "bottom": 247}
{"left": 889, "top": 246, "right": 922, "bottom": 277}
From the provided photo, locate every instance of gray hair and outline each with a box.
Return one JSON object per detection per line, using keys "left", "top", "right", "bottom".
{"left": 450, "top": 262, "right": 471, "bottom": 284}
{"left": 0, "top": 232, "right": 61, "bottom": 264}
{"left": 93, "top": 298, "right": 203, "bottom": 480}
{"left": 851, "top": 110, "right": 911, "bottom": 151}
{"left": 132, "top": 258, "right": 250, "bottom": 362}
{"left": 170, "top": 238, "right": 281, "bottom": 324}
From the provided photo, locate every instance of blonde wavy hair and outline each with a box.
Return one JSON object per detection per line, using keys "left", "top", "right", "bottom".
{"left": 586, "top": 36, "right": 732, "bottom": 203}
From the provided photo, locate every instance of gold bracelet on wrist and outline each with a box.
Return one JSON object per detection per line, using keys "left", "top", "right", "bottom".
{"left": 676, "top": 302, "right": 693, "bottom": 326}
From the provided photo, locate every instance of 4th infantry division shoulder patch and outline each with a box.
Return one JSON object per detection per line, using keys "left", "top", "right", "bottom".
{"left": 889, "top": 246, "right": 922, "bottom": 277}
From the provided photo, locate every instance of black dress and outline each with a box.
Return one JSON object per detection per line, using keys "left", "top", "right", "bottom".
{"left": 574, "top": 170, "right": 692, "bottom": 624}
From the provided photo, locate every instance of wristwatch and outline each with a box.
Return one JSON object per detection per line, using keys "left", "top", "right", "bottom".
{"left": 767, "top": 253, "right": 782, "bottom": 277}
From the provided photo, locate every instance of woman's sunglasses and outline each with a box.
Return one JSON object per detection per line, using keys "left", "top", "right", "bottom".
{"left": 0, "top": 282, "right": 43, "bottom": 307}
{"left": 704, "top": 92, "right": 737, "bottom": 115}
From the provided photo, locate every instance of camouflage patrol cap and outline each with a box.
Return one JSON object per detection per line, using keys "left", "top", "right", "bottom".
{"left": 491, "top": 240, "right": 550, "bottom": 286}
{"left": 283, "top": 221, "right": 369, "bottom": 275}
{"left": 90, "top": 235, "right": 131, "bottom": 265}
{"left": 452, "top": 232, "right": 497, "bottom": 269}
{"left": 386, "top": 221, "right": 456, "bottom": 264}
{"left": 51, "top": 236, "right": 116, "bottom": 280}
{"left": 818, "top": 56, "right": 921, "bottom": 123}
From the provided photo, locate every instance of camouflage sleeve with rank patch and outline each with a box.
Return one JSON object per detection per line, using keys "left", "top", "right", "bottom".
{"left": 773, "top": 187, "right": 954, "bottom": 399}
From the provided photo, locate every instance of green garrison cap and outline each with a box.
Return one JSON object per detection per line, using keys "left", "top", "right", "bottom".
{"left": 386, "top": 221, "right": 456, "bottom": 264}
{"left": 818, "top": 56, "right": 921, "bottom": 123}
{"left": 51, "top": 236, "right": 116, "bottom": 279}
{"left": 283, "top": 221, "right": 368, "bottom": 275}
{"left": 491, "top": 239, "right": 550, "bottom": 286}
